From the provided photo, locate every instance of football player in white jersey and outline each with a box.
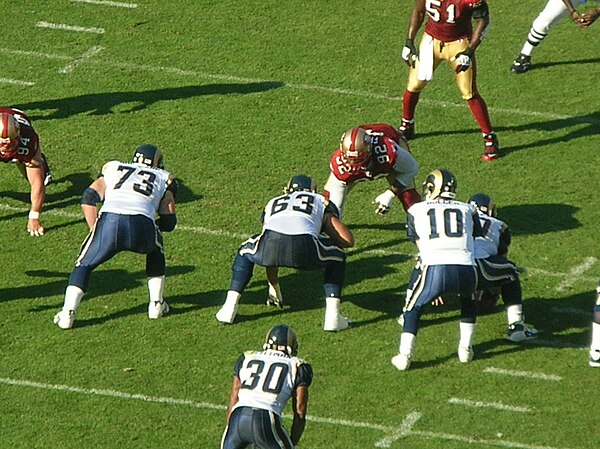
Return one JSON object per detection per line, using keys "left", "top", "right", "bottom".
{"left": 468, "top": 193, "right": 538, "bottom": 341}
{"left": 392, "top": 169, "right": 482, "bottom": 371}
{"left": 216, "top": 175, "right": 354, "bottom": 331}
{"left": 221, "top": 325, "right": 312, "bottom": 449}
{"left": 511, "top": 0, "right": 599, "bottom": 74}
{"left": 589, "top": 281, "right": 600, "bottom": 367}
{"left": 53, "top": 144, "right": 177, "bottom": 329}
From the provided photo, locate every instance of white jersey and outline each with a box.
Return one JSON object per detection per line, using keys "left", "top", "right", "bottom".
{"left": 262, "top": 190, "right": 329, "bottom": 237}
{"left": 233, "top": 350, "right": 312, "bottom": 416}
{"left": 99, "top": 161, "right": 172, "bottom": 219}
{"left": 407, "top": 199, "right": 478, "bottom": 266}
{"left": 473, "top": 211, "right": 508, "bottom": 259}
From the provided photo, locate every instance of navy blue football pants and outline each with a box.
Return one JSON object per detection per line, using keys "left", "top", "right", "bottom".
{"left": 221, "top": 406, "right": 293, "bottom": 449}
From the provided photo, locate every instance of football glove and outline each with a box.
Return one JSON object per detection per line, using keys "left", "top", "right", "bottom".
{"left": 451, "top": 48, "right": 474, "bottom": 73}
{"left": 373, "top": 189, "right": 396, "bottom": 215}
{"left": 401, "top": 39, "right": 418, "bottom": 68}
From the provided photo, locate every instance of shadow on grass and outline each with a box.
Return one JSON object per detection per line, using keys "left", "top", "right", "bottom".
{"left": 14, "top": 82, "right": 285, "bottom": 120}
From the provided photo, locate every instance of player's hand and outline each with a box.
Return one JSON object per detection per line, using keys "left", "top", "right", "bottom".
{"left": 401, "top": 39, "right": 418, "bottom": 68}
{"left": 579, "top": 10, "right": 599, "bottom": 28}
{"left": 431, "top": 296, "right": 445, "bottom": 307}
{"left": 27, "top": 218, "right": 45, "bottom": 237}
{"left": 373, "top": 189, "right": 396, "bottom": 215}
{"left": 451, "top": 48, "right": 474, "bottom": 73}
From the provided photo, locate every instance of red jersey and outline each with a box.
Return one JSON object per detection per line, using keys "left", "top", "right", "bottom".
{"left": 424, "top": 0, "right": 485, "bottom": 42}
{"left": 0, "top": 107, "right": 40, "bottom": 163}
{"left": 330, "top": 135, "right": 401, "bottom": 184}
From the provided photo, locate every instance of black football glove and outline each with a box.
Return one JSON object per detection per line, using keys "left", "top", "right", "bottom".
{"left": 451, "top": 47, "right": 474, "bottom": 73}
{"left": 401, "top": 39, "right": 418, "bottom": 68}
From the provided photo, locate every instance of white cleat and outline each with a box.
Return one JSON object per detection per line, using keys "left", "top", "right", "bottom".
{"left": 148, "top": 301, "right": 170, "bottom": 319}
{"left": 216, "top": 303, "right": 238, "bottom": 324}
{"left": 323, "top": 313, "right": 351, "bottom": 332}
{"left": 589, "top": 349, "right": 600, "bottom": 368}
{"left": 458, "top": 346, "right": 474, "bottom": 363}
{"left": 53, "top": 310, "right": 75, "bottom": 329}
{"left": 391, "top": 353, "right": 412, "bottom": 371}
{"left": 506, "top": 322, "right": 539, "bottom": 342}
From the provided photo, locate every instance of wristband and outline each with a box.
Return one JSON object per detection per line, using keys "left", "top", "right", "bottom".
{"left": 28, "top": 210, "right": 40, "bottom": 220}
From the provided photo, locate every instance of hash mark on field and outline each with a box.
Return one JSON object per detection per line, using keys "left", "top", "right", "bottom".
{"left": 0, "top": 77, "right": 35, "bottom": 86}
{"left": 484, "top": 367, "right": 562, "bottom": 381}
{"left": 555, "top": 257, "right": 597, "bottom": 292}
{"left": 71, "top": 0, "right": 138, "bottom": 7}
{"left": 0, "top": 377, "right": 571, "bottom": 449}
{"left": 36, "top": 21, "right": 105, "bottom": 34}
{"left": 0, "top": 47, "right": 598, "bottom": 125}
{"left": 59, "top": 46, "right": 105, "bottom": 74}
{"left": 448, "top": 397, "right": 531, "bottom": 413}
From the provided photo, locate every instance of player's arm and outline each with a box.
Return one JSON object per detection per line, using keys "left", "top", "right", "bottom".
{"left": 470, "top": 1, "right": 490, "bottom": 50}
{"left": 561, "top": 0, "right": 584, "bottom": 25}
{"left": 498, "top": 225, "right": 511, "bottom": 257}
{"left": 322, "top": 206, "right": 354, "bottom": 248}
{"left": 290, "top": 362, "right": 313, "bottom": 447}
{"left": 225, "top": 375, "right": 241, "bottom": 422}
{"left": 24, "top": 151, "right": 46, "bottom": 236}
{"left": 580, "top": 4, "right": 600, "bottom": 27}
{"left": 81, "top": 177, "right": 106, "bottom": 229}
{"left": 402, "top": 0, "right": 426, "bottom": 67}
{"left": 157, "top": 177, "right": 177, "bottom": 232}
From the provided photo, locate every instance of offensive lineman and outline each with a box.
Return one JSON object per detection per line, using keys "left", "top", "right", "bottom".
{"left": 221, "top": 325, "right": 313, "bottom": 449}
{"left": 215, "top": 175, "right": 354, "bottom": 331}
{"left": 53, "top": 144, "right": 177, "bottom": 329}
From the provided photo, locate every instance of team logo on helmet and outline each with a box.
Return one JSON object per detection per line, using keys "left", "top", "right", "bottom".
{"left": 423, "top": 168, "right": 457, "bottom": 200}
{"left": 132, "top": 144, "right": 164, "bottom": 169}
{"left": 340, "top": 127, "right": 371, "bottom": 168}
{"left": 285, "top": 174, "right": 316, "bottom": 194}
{"left": 263, "top": 324, "right": 299, "bottom": 356}
{"left": 468, "top": 193, "right": 497, "bottom": 217}
{"left": 0, "top": 113, "right": 21, "bottom": 157}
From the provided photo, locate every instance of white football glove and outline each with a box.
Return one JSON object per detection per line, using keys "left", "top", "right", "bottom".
{"left": 373, "top": 189, "right": 396, "bottom": 215}
{"left": 450, "top": 48, "right": 474, "bottom": 73}
{"left": 401, "top": 39, "right": 418, "bottom": 68}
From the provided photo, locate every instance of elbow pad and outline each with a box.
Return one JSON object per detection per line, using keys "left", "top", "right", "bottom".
{"left": 157, "top": 213, "right": 177, "bottom": 232}
{"left": 81, "top": 188, "right": 101, "bottom": 206}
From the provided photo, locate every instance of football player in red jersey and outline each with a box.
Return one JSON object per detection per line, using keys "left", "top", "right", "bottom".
{"left": 323, "top": 123, "right": 421, "bottom": 219}
{"left": 399, "top": 0, "right": 500, "bottom": 161}
{"left": 0, "top": 107, "right": 52, "bottom": 236}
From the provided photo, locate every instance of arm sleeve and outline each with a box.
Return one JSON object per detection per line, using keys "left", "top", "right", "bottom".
{"left": 294, "top": 362, "right": 313, "bottom": 388}
{"left": 498, "top": 226, "right": 511, "bottom": 255}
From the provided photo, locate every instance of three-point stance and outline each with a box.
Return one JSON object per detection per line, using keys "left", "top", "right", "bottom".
{"left": 221, "top": 325, "right": 313, "bottom": 449}
{"left": 216, "top": 175, "right": 354, "bottom": 331}
{"left": 54, "top": 144, "right": 177, "bottom": 329}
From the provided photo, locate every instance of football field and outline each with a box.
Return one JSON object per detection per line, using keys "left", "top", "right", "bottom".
{"left": 1, "top": 1, "right": 599, "bottom": 448}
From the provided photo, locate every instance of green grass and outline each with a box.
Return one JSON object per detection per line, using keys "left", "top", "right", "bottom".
{"left": 1, "top": 1, "right": 599, "bottom": 448}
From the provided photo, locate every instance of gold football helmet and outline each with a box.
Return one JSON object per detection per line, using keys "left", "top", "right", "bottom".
{"left": 423, "top": 169, "right": 457, "bottom": 200}
{"left": 0, "top": 113, "right": 21, "bottom": 157}
{"left": 340, "top": 127, "right": 371, "bottom": 167}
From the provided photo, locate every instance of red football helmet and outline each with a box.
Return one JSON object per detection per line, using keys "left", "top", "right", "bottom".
{"left": 0, "top": 113, "right": 21, "bottom": 158}
{"left": 340, "top": 127, "right": 371, "bottom": 168}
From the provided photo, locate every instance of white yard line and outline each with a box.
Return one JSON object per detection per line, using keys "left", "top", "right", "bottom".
{"left": 71, "top": 0, "right": 138, "bottom": 8}
{"left": 59, "top": 45, "right": 105, "bottom": 74}
{"left": 448, "top": 397, "right": 531, "bottom": 413}
{"left": 0, "top": 377, "right": 571, "bottom": 449}
{"left": 483, "top": 367, "right": 562, "bottom": 381}
{"left": 555, "top": 257, "right": 597, "bottom": 292}
{"left": 36, "top": 21, "right": 105, "bottom": 34}
{"left": 0, "top": 77, "right": 35, "bottom": 86}
{"left": 0, "top": 47, "right": 597, "bottom": 124}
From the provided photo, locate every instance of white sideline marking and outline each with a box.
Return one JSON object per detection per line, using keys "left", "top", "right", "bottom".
{"left": 484, "top": 367, "right": 562, "bottom": 382}
{"left": 59, "top": 45, "right": 105, "bottom": 74}
{"left": 0, "top": 377, "right": 571, "bottom": 449}
{"left": 0, "top": 77, "right": 35, "bottom": 86}
{"left": 0, "top": 48, "right": 597, "bottom": 124}
{"left": 36, "top": 21, "right": 105, "bottom": 34}
{"left": 374, "top": 412, "right": 421, "bottom": 448}
{"left": 71, "top": 0, "right": 138, "bottom": 8}
{"left": 555, "top": 257, "right": 597, "bottom": 292}
{"left": 448, "top": 397, "right": 531, "bottom": 413}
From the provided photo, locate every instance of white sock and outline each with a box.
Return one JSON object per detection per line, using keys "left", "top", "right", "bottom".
{"left": 148, "top": 276, "right": 165, "bottom": 303}
{"left": 459, "top": 322, "right": 476, "bottom": 348}
{"left": 225, "top": 290, "right": 241, "bottom": 306}
{"left": 268, "top": 282, "right": 283, "bottom": 300}
{"left": 591, "top": 322, "right": 600, "bottom": 351}
{"left": 64, "top": 285, "right": 84, "bottom": 312}
{"left": 399, "top": 332, "right": 416, "bottom": 355}
{"left": 506, "top": 304, "right": 523, "bottom": 325}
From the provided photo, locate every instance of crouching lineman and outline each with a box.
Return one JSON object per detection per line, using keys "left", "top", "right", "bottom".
{"left": 468, "top": 193, "right": 538, "bottom": 341}
{"left": 216, "top": 174, "right": 355, "bottom": 331}
{"left": 221, "top": 325, "right": 312, "bottom": 449}
{"left": 323, "top": 124, "right": 421, "bottom": 219}
{"left": 0, "top": 108, "right": 53, "bottom": 236}
{"left": 53, "top": 144, "right": 177, "bottom": 329}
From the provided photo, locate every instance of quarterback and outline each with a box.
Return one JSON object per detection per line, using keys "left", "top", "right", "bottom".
{"left": 0, "top": 107, "right": 53, "bottom": 236}
{"left": 323, "top": 123, "right": 421, "bottom": 218}
{"left": 399, "top": 0, "right": 499, "bottom": 160}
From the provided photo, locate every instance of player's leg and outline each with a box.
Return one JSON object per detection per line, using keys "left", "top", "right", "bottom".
{"left": 146, "top": 249, "right": 170, "bottom": 319}
{"left": 253, "top": 409, "right": 295, "bottom": 449}
{"left": 589, "top": 281, "right": 600, "bottom": 367}
{"left": 457, "top": 265, "right": 478, "bottom": 362}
